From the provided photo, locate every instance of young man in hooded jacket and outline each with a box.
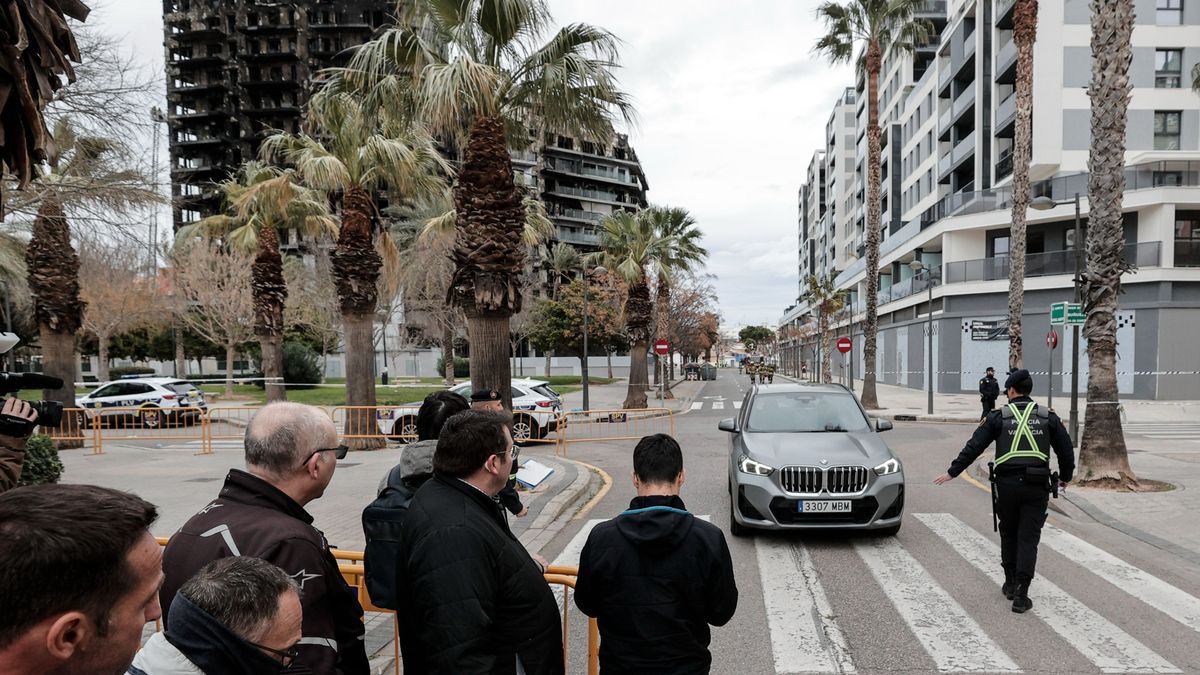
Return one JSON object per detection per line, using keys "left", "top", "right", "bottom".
{"left": 574, "top": 434, "right": 738, "bottom": 674}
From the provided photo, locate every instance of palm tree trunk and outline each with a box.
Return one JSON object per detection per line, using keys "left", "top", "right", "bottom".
{"left": 545, "top": 351, "right": 552, "bottom": 377}
{"left": 1078, "top": 0, "right": 1136, "bottom": 488}
{"left": 173, "top": 315, "right": 186, "bottom": 377}
{"left": 624, "top": 279, "right": 652, "bottom": 409}
{"left": 655, "top": 278, "right": 674, "bottom": 398}
{"left": 451, "top": 113, "right": 527, "bottom": 410}
{"left": 607, "top": 350, "right": 613, "bottom": 378}
{"left": 820, "top": 307, "right": 833, "bottom": 384}
{"left": 97, "top": 334, "right": 110, "bottom": 382}
{"left": 331, "top": 185, "right": 383, "bottom": 449}
{"left": 1007, "top": 0, "right": 1038, "bottom": 370}
{"left": 861, "top": 43, "right": 884, "bottom": 409}
{"left": 442, "top": 323, "right": 455, "bottom": 386}
{"left": 40, "top": 327, "right": 80, "bottom": 447}
{"left": 223, "top": 343, "right": 235, "bottom": 397}
{"left": 254, "top": 226, "right": 288, "bottom": 402}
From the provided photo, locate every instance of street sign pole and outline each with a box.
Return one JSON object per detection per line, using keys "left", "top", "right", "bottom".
{"left": 1047, "top": 330, "right": 1059, "bottom": 410}
{"left": 1070, "top": 195, "right": 1083, "bottom": 446}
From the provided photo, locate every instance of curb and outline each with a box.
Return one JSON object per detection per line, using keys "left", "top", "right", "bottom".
{"left": 519, "top": 454, "right": 598, "bottom": 554}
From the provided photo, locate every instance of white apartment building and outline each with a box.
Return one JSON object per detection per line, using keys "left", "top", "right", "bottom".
{"left": 782, "top": 0, "right": 1200, "bottom": 400}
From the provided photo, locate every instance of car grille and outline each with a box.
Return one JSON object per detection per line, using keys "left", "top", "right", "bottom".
{"left": 780, "top": 466, "right": 822, "bottom": 493}
{"left": 778, "top": 465, "right": 870, "bottom": 494}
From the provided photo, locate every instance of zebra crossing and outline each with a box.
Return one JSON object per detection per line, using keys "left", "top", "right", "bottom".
{"left": 552, "top": 513, "right": 1199, "bottom": 674}
{"left": 1122, "top": 423, "right": 1200, "bottom": 442}
{"left": 689, "top": 399, "right": 742, "bottom": 412}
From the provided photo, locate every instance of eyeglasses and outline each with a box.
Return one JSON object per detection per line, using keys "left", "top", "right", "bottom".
{"left": 494, "top": 444, "right": 518, "bottom": 462}
{"left": 300, "top": 444, "right": 349, "bottom": 467}
{"left": 245, "top": 640, "right": 300, "bottom": 666}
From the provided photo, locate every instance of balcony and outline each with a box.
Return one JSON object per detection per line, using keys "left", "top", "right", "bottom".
{"left": 943, "top": 242, "right": 1162, "bottom": 283}
{"left": 997, "top": 0, "right": 1017, "bottom": 28}
{"left": 938, "top": 106, "right": 953, "bottom": 140}
{"left": 952, "top": 84, "right": 976, "bottom": 123}
{"left": 544, "top": 158, "right": 639, "bottom": 186}
{"left": 915, "top": 0, "right": 948, "bottom": 17}
{"left": 547, "top": 184, "right": 627, "bottom": 204}
{"left": 995, "top": 93, "right": 1016, "bottom": 137}
{"left": 951, "top": 130, "right": 976, "bottom": 166}
{"left": 938, "top": 60, "right": 954, "bottom": 97}
{"left": 996, "top": 150, "right": 1013, "bottom": 180}
{"left": 878, "top": 272, "right": 941, "bottom": 306}
{"left": 996, "top": 38, "right": 1017, "bottom": 85}
{"left": 554, "top": 227, "right": 601, "bottom": 246}
{"left": 552, "top": 207, "right": 606, "bottom": 223}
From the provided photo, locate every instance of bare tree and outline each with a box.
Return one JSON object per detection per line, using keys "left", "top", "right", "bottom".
{"left": 171, "top": 242, "right": 255, "bottom": 396}
{"left": 79, "top": 240, "right": 161, "bottom": 381}
{"left": 284, "top": 253, "right": 342, "bottom": 380}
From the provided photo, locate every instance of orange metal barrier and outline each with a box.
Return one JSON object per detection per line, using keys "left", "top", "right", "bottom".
{"left": 331, "top": 405, "right": 417, "bottom": 446}
{"left": 41, "top": 408, "right": 95, "bottom": 452}
{"left": 557, "top": 408, "right": 675, "bottom": 456}
{"left": 83, "top": 406, "right": 207, "bottom": 454}
{"left": 155, "top": 540, "right": 597, "bottom": 675}
{"left": 201, "top": 406, "right": 265, "bottom": 455}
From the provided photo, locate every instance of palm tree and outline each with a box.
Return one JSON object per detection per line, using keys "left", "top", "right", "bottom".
{"left": 261, "top": 91, "right": 448, "bottom": 448}
{"left": 648, "top": 206, "right": 707, "bottom": 394}
{"left": 594, "top": 210, "right": 673, "bottom": 409}
{"left": 544, "top": 241, "right": 582, "bottom": 376}
{"left": 1077, "top": 0, "right": 1137, "bottom": 488}
{"left": 805, "top": 274, "right": 849, "bottom": 384}
{"left": 178, "top": 162, "right": 338, "bottom": 402}
{"left": 1005, "top": 0, "right": 1040, "bottom": 369}
{"left": 22, "top": 119, "right": 157, "bottom": 433}
{"left": 1192, "top": 63, "right": 1200, "bottom": 92}
{"left": 815, "top": 0, "right": 931, "bottom": 409}
{"left": 339, "top": 0, "right": 634, "bottom": 406}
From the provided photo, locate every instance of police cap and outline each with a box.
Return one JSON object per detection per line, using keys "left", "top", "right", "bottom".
{"left": 1004, "top": 368, "right": 1032, "bottom": 390}
{"left": 470, "top": 388, "right": 501, "bottom": 402}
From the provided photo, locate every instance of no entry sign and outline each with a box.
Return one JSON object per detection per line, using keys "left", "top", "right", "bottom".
{"left": 654, "top": 340, "right": 669, "bottom": 355}
{"left": 1047, "top": 330, "right": 1059, "bottom": 350}
{"left": 836, "top": 337, "right": 852, "bottom": 354}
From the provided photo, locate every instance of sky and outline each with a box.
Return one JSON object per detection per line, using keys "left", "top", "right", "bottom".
{"left": 92, "top": 0, "right": 854, "bottom": 329}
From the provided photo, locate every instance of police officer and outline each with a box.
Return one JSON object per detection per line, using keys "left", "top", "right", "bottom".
{"left": 979, "top": 366, "right": 1000, "bottom": 420}
{"left": 471, "top": 388, "right": 528, "bottom": 519}
{"left": 933, "top": 369, "right": 1074, "bottom": 614}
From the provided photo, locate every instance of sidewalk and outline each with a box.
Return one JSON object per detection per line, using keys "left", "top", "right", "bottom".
{"left": 556, "top": 377, "right": 705, "bottom": 414}
{"left": 781, "top": 375, "right": 1200, "bottom": 424}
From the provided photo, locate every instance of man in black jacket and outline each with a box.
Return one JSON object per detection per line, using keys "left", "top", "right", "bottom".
{"left": 978, "top": 366, "right": 1000, "bottom": 420}
{"left": 575, "top": 434, "right": 738, "bottom": 674}
{"left": 161, "top": 402, "right": 368, "bottom": 675}
{"left": 396, "top": 410, "right": 562, "bottom": 675}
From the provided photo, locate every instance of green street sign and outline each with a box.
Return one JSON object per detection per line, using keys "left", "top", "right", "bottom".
{"left": 1051, "top": 302, "right": 1085, "bottom": 326}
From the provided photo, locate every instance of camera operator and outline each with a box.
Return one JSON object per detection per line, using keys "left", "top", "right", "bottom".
{"left": 0, "top": 398, "right": 39, "bottom": 493}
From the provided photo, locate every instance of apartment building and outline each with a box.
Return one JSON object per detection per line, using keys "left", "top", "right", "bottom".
{"left": 799, "top": 150, "right": 825, "bottom": 288}
{"left": 782, "top": 0, "right": 1200, "bottom": 400}
{"left": 163, "top": 0, "right": 392, "bottom": 232}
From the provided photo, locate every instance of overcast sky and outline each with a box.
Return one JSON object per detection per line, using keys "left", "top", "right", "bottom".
{"left": 93, "top": 1, "right": 854, "bottom": 329}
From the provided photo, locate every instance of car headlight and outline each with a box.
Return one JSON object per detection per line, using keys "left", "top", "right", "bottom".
{"left": 738, "top": 454, "right": 775, "bottom": 476}
{"left": 873, "top": 457, "right": 901, "bottom": 476}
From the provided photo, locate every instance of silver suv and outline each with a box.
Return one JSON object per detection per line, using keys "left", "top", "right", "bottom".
{"left": 719, "top": 383, "right": 904, "bottom": 536}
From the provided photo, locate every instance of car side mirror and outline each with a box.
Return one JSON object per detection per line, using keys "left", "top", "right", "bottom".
{"left": 875, "top": 418, "right": 894, "bottom": 432}
{"left": 718, "top": 418, "right": 738, "bottom": 433}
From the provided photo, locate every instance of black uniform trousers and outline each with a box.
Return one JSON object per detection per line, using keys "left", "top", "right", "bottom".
{"left": 995, "top": 474, "right": 1050, "bottom": 584}
{"left": 981, "top": 397, "right": 997, "bottom": 420}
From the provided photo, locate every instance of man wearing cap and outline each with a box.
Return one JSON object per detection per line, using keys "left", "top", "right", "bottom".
{"left": 471, "top": 388, "right": 528, "bottom": 518}
{"left": 978, "top": 366, "right": 1000, "bottom": 421}
{"left": 933, "top": 368, "right": 1074, "bottom": 614}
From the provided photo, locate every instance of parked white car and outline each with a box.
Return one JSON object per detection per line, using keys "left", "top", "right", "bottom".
{"left": 74, "top": 377, "right": 207, "bottom": 428}
{"left": 376, "top": 378, "right": 564, "bottom": 443}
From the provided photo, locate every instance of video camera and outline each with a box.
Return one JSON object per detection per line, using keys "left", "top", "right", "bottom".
{"left": 0, "top": 331, "right": 63, "bottom": 433}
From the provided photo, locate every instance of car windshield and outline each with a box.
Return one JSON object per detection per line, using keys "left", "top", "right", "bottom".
{"left": 745, "top": 392, "right": 869, "bottom": 433}
{"left": 167, "top": 382, "right": 198, "bottom": 395}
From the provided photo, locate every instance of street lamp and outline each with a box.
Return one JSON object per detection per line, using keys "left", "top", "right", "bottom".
{"left": 581, "top": 265, "right": 607, "bottom": 411}
{"left": 909, "top": 259, "right": 935, "bottom": 415}
{"left": 1031, "top": 193, "right": 1082, "bottom": 446}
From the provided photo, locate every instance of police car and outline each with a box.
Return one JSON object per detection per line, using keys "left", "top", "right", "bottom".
{"left": 377, "top": 378, "right": 564, "bottom": 444}
{"left": 74, "top": 377, "right": 208, "bottom": 428}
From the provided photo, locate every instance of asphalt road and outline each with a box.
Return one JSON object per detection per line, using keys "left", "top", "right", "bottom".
{"left": 543, "top": 371, "right": 1200, "bottom": 675}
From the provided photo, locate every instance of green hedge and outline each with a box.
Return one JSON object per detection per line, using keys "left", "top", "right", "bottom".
{"left": 17, "top": 434, "right": 63, "bottom": 486}
{"left": 435, "top": 356, "right": 470, "bottom": 378}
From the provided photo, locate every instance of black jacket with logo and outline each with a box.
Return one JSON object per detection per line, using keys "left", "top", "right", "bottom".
{"left": 161, "top": 470, "right": 369, "bottom": 675}
{"left": 396, "top": 474, "right": 562, "bottom": 675}
{"left": 978, "top": 375, "right": 1000, "bottom": 400}
{"left": 948, "top": 396, "right": 1075, "bottom": 481}
{"left": 574, "top": 495, "right": 738, "bottom": 675}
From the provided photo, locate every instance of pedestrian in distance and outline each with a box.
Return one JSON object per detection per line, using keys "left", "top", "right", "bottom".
{"left": 979, "top": 366, "right": 1000, "bottom": 421}
{"left": 0, "top": 484, "right": 162, "bottom": 675}
{"left": 128, "top": 557, "right": 302, "bottom": 675}
{"left": 471, "top": 388, "right": 528, "bottom": 518}
{"left": 160, "top": 402, "right": 369, "bottom": 675}
{"left": 933, "top": 369, "right": 1074, "bottom": 613}
{"left": 395, "top": 409, "right": 562, "bottom": 674}
{"left": 575, "top": 433, "right": 738, "bottom": 674}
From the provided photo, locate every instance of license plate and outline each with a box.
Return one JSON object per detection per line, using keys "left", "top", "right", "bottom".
{"left": 798, "top": 500, "right": 851, "bottom": 513}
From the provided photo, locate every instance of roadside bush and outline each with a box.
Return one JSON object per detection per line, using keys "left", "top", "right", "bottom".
{"left": 435, "top": 356, "right": 470, "bottom": 378}
{"left": 17, "top": 434, "right": 63, "bottom": 486}
{"left": 282, "top": 342, "right": 321, "bottom": 390}
{"left": 108, "top": 366, "right": 155, "bottom": 379}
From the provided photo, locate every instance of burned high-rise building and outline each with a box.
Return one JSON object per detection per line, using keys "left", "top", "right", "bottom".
{"left": 163, "top": 0, "right": 393, "bottom": 232}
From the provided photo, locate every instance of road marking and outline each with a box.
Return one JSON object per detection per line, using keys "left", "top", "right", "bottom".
{"left": 713, "top": 402, "right": 725, "bottom": 410}
{"left": 854, "top": 537, "right": 1019, "bottom": 673}
{"left": 690, "top": 402, "right": 704, "bottom": 411}
{"left": 756, "top": 539, "right": 856, "bottom": 674}
{"left": 1043, "top": 524, "right": 1200, "bottom": 634}
{"left": 917, "top": 514, "right": 1179, "bottom": 673}
{"left": 733, "top": 401, "right": 743, "bottom": 409}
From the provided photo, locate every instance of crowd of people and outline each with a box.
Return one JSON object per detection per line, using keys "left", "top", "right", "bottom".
{"left": 0, "top": 390, "right": 738, "bottom": 675}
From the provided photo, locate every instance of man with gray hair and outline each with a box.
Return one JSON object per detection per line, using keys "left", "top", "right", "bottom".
{"left": 161, "top": 402, "right": 368, "bottom": 675}
{"left": 129, "top": 557, "right": 302, "bottom": 674}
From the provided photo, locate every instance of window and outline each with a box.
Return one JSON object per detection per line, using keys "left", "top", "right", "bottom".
{"left": 1155, "top": 49, "right": 1182, "bottom": 88}
{"left": 1156, "top": 0, "right": 1182, "bottom": 24}
{"left": 1177, "top": 211, "right": 1200, "bottom": 266}
{"left": 1154, "top": 111, "right": 1182, "bottom": 150}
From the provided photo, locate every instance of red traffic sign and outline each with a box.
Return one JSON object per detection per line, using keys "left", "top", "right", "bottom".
{"left": 1046, "top": 330, "right": 1058, "bottom": 350}
{"left": 836, "top": 337, "right": 852, "bottom": 354}
{"left": 654, "top": 339, "right": 669, "bottom": 355}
